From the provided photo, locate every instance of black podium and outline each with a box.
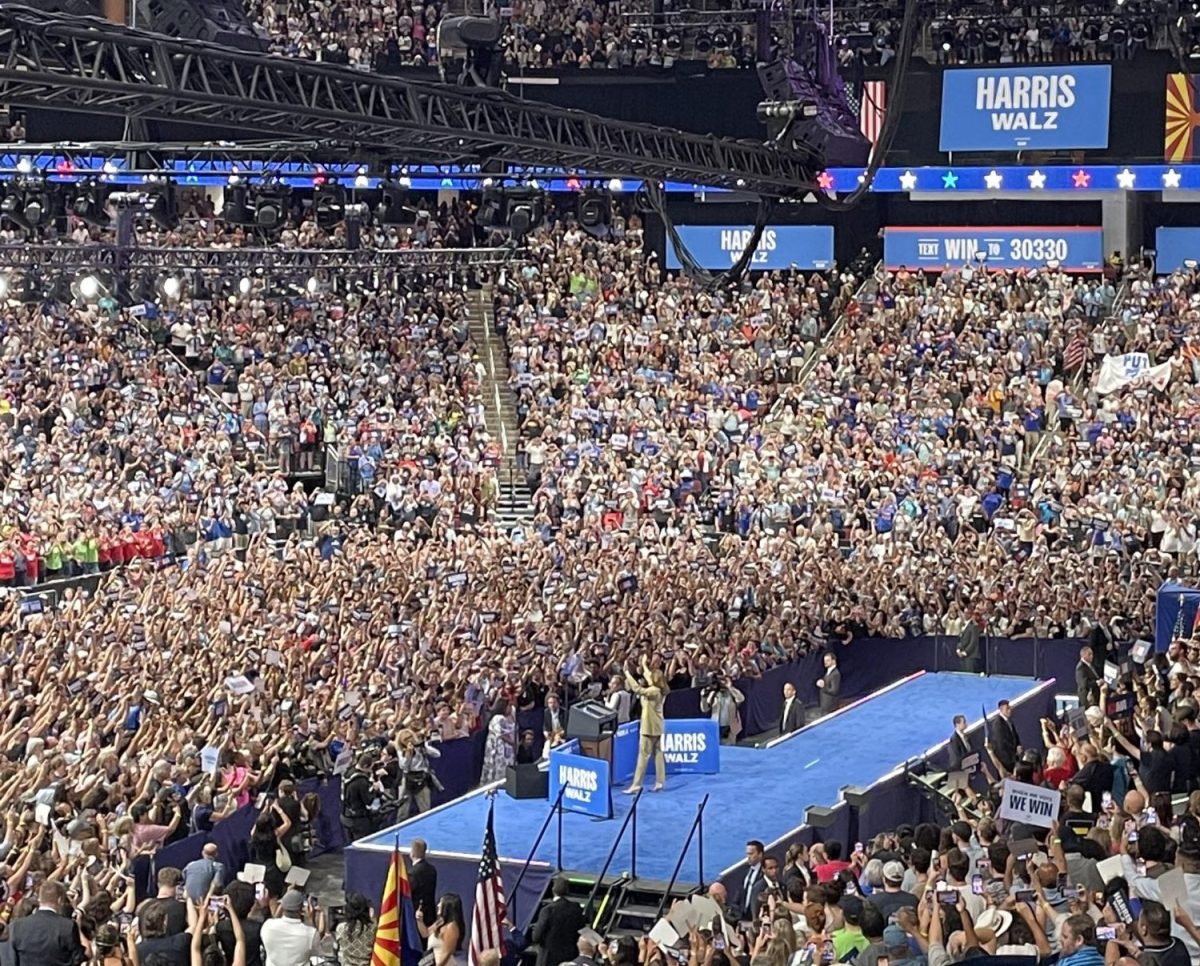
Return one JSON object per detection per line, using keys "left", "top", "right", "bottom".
{"left": 567, "top": 700, "right": 617, "bottom": 766}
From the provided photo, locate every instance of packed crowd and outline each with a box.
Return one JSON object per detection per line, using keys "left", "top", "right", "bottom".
{"left": 6, "top": 183, "right": 1200, "bottom": 961}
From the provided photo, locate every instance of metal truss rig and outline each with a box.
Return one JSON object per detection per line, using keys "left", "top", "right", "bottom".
{"left": 0, "top": 7, "right": 816, "bottom": 197}
{"left": 0, "top": 244, "right": 516, "bottom": 272}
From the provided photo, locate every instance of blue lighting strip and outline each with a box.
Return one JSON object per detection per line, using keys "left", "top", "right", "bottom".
{"left": 822, "top": 164, "right": 1200, "bottom": 193}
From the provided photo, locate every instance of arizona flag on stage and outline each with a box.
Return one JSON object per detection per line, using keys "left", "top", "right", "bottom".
{"left": 1165, "top": 74, "right": 1200, "bottom": 162}
{"left": 372, "top": 839, "right": 423, "bottom": 966}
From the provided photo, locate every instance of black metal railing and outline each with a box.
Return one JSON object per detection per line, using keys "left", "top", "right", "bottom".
{"left": 584, "top": 789, "right": 644, "bottom": 921}
{"left": 656, "top": 794, "right": 710, "bottom": 917}
{"left": 509, "top": 785, "right": 567, "bottom": 922}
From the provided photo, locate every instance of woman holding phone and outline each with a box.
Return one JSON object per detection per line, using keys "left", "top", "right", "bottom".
{"left": 417, "top": 893, "right": 465, "bottom": 966}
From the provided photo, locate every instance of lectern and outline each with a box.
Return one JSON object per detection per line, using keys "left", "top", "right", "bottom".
{"left": 567, "top": 700, "right": 617, "bottom": 764}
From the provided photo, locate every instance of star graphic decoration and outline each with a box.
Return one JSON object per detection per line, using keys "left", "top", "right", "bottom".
{"left": 816, "top": 171, "right": 835, "bottom": 191}
{"left": 1163, "top": 169, "right": 1182, "bottom": 189}
{"left": 984, "top": 169, "right": 1003, "bottom": 190}
{"left": 1028, "top": 170, "right": 1046, "bottom": 189}
{"left": 1116, "top": 168, "right": 1136, "bottom": 189}
{"left": 1072, "top": 169, "right": 1091, "bottom": 188}
{"left": 899, "top": 170, "right": 917, "bottom": 191}
{"left": 942, "top": 170, "right": 958, "bottom": 189}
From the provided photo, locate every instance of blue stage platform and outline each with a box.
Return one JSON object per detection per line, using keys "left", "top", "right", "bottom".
{"left": 344, "top": 671, "right": 1055, "bottom": 927}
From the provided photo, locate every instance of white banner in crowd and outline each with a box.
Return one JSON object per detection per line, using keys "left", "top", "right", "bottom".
{"left": 998, "top": 778, "right": 1061, "bottom": 827}
{"left": 1095, "top": 352, "right": 1173, "bottom": 395}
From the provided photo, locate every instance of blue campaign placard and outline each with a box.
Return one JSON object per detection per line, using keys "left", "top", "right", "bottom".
{"left": 548, "top": 744, "right": 612, "bottom": 818}
{"left": 884, "top": 226, "right": 1103, "bottom": 272}
{"left": 939, "top": 65, "right": 1111, "bottom": 151}
{"left": 1155, "top": 227, "right": 1200, "bottom": 274}
{"left": 662, "top": 719, "right": 721, "bottom": 774}
{"left": 613, "top": 720, "right": 639, "bottom": 785}
{"left": 665, "top": 225, "right": 834, "bottom": 271}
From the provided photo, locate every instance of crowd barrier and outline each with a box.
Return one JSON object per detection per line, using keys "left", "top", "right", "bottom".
{"left": 137, "top": 635, "right": 1081, "bottom": 891}
{"left": 143, "top": 777, "right": 347, "bottom": 901}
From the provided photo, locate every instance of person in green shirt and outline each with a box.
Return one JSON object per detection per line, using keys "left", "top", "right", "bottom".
{"left": 44, "top": 539, "right": 64, "bottom": 579}
{"left": 832, "top": 897, "right": 871, "bottom": 961}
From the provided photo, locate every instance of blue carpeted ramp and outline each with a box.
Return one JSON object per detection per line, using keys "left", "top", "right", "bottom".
{"left": 346, "top": 672, "right": 1051, "bottom": 910}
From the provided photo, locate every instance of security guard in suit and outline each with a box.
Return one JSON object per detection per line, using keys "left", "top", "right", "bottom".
{"left": 623, "top": 656, "right": 669, "bottom": 793}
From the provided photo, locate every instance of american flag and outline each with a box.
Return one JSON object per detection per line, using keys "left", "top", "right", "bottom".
{"left": 1064, "top": 332, "right": 1088, "bottom": 372}
{"left": 468, "top": 798, "right": 507, "bottom": 966}
{"left": 846, "top": 80, "right": 887, "bottom": 152}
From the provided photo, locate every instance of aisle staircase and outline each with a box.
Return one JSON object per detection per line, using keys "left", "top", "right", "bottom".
{"left": 466, "top": 287, "right": 535, "bottom": 530}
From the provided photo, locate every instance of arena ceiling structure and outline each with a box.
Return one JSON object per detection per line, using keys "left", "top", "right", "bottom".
{"left": 0, "top": 5, "right": 819, "bottom": 198}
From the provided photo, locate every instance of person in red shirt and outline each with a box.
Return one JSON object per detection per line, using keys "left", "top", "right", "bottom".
{"left": 1042, "top": 745, "right": 1077, "bottom": 790}
{"left": 18, "top": 534, "right": 38, "bottom": 586}
{"left": 0, "top": 544, "right": 15, "bottom": 586}
{"left": 812, "top": 841, "right": 852, "bottom": 882}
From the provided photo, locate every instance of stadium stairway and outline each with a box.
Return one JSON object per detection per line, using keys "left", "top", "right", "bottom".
{"left": 467, "top": 286, "right": 535, "bottom": 530}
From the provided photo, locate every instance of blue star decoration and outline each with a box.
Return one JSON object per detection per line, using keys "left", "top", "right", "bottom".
{"left": 942, "top": 170, "right": 958, "bottom": 189}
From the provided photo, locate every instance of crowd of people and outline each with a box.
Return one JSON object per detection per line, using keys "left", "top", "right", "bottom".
{"left": 5, "top": 178, "right": 1200, "bottom": 963}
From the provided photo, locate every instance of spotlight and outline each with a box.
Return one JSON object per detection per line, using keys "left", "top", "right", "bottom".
{"left": 16, "top": 158, "right": 32, "bottom": 175}
{"left": 238, "top": 276, "right": 252, "bottom": 295}
{"left": 577, "top": 190, "right": 611, "bottom": 232}
{"left": 306, "top": 276, "right": 320, "bottom": 294}
{"left": 162, "top": 275, "right": 182, "bottom": 300}
{"left": 222, "top": 184, "right": 252, "bottom": 225}
{"left": 0, "top": 275, "right": 9, "bottom": 300}
{"left": 607, "top": 178, "right": 624, "bottom": 193}
{"left": 71, "top": 180, "right": 110, "bottom": 228}
{"left": 313, "top": 183, "right": 347, "bottom": 229}
{"left": 78, "top": 275, "right": 100, "bottom": 301}
{"left": 252, "top": 184, "right": 290, "bottom": 232}
{"left": 505, "top": 186, "right": 545, "bottom": 238}
{"left": 71, "top": 270, "right": 116, "bottom": 305}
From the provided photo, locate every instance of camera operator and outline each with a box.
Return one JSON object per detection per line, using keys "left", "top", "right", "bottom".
{"left": 396, "top": 728, "right": 444, "bottom": 819}
{"left": 700, "top": 674, "right": 746, "bottom": 746}
{"left": 340, "top": 751, "right": 378, "bottom": 843}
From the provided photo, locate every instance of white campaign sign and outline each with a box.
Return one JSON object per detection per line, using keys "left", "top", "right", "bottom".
{"left": 998, "top": 778, "right": 1061, "bottom": 828}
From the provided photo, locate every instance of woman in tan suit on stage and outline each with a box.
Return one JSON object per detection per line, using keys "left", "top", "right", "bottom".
{"left": 623, "top": 656, "right": 669, "bottom": 793}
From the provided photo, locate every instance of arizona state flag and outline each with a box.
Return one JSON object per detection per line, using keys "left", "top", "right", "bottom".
{"left": 372, "top": 839, "right": 424, "bottom": 966}
{"left": 1165, "top": 73, "right": 1200, "bottom": 162}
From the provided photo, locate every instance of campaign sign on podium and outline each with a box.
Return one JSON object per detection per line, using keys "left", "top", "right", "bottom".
{"left": 548, "top": 738, "right": 612, "bottom": 819}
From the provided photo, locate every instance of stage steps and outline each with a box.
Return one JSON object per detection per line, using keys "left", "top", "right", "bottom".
{"left": 520, "top": 873, "right": 699, "bottom": 964}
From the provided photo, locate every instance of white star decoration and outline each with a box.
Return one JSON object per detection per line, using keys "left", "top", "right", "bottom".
{"left": 899, "top": 170, "right": 917, "bottom": 191}
{"left": 984, "top": 170, "right": 1003, "bottom": 190}
{"left": 1163, "top": 169, "right": 1182, "bottom": 189}
{"left": 1027, "top": 170, "right": 1046, "bottom": 189}
{"left": 1117, "top": 168, "right": 1136, "bottom": 189}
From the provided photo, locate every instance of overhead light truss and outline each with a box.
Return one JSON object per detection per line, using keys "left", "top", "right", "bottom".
{"left": 0, "top": 6, "right": 817, "bottom": 196}
{"left": 0, "top": 244, "right": 515, "bottom": 273}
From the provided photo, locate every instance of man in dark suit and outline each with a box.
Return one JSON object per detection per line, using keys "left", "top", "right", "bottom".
{"left": 531, "top": 877, "right": 585, "bottom": 966}
{"left": 989, "top": 699, "right": 1021, "bottom": 773}
{"left": 543, "top": 695, "right": 565, "bottom": 746}
{"left": 947, "top": 715, "right": 973, "bottom": 772}
{"left": 9, "top": 881, "right": 85, "bottom": 966}
{"left": 779, "top": 682, "right": 804, "bottom": 736}
{"left": 1076, "top": 645, "right": 1101, "bottom": 709}
{"left": 957, "top": 614, "right": 982, "bottom": 674}
{"left": 409, "top": 837, "right": 438, "bottom": 926}
{"left": 816, "top": 653, "right": 841, "bottom": 715}
{"left": 1087, "top": 611, "right": 1114, "bottom": 672}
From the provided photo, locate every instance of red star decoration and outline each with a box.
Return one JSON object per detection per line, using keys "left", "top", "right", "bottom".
{"left": 816, "top": 171, "right": 834, "bottom": 191}
{"left": 1072, "top": 169, "right": 1091, "bottom": 188}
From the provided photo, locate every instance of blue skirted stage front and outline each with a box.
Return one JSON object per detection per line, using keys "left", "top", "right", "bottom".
{"left": 1156, "top": 581, "right": 1200, "bottom": 653}
{"left": 344, "top": 671, "right": 1055, "bottom": 932}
